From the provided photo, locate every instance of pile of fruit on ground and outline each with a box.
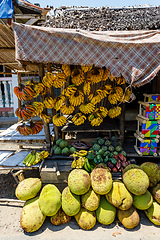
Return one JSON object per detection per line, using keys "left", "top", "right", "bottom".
{"left": 16, "top": 162, "right": 160, "bottom": 232}
{"left": 52, "top": 136, "right": 128, "bottom": 173}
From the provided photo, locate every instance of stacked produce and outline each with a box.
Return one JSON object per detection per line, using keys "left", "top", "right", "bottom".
{"left": 23, "top": 150, "right": 49, "bottom": 166}
{"left": 52, "top": 138, "right": 76, "bottom": 156}
{"left": 15, "top": 162, "right": 160, "bottom": 233}
{"left": 71, "top": 136, "right": 128, "bottom": 173}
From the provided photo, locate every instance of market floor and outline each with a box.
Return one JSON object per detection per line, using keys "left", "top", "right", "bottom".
{"left": 0, "top": 203, "right": 160, "bottom": 240}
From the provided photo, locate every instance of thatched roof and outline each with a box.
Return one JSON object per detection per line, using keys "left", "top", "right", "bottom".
{"left": 44, "top": 5, "right": 160, "bottom": 31}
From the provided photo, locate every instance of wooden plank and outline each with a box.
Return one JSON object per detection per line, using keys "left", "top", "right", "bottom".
{"left": 0, "top": 150, "right": 30, "bottom": 167}
{"left": 0, "top": 151, "right": 14, "bottom": 164}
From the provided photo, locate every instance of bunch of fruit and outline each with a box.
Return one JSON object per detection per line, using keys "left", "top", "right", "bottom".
{"left": 15, "top": 105, "right": 36, "bottom": 120}
{"left": 71, "top": 68, "right": 84, "bottom": 86}
{"left": 71, "top": 150, "right": 96, "bottom": 171}
{"left": 71, "top": 113, "right": 86, "bottom": 126}
{"left": 15, "top": 162, "right": 160, "bottom": 233}
{"left": 79, "top": 102, "right": 95, "bottom": 114}
{"left": 108, "top": 106, "right": 122, "bottom": 118}
{"left": 52, "top": 139, "right": 76, "bottom": 156}
{"left": 23, "top": 150, "right": 49, "bottom": 166}
{"left": 60, "top": 104, "right": 75, "bottom": 115}
{"left": 69, "top": 90, "right": 84, "bottom": 106}
{"left": 52, "top": 114, "right": 67, "bottom": 127}
{"left": 14, "top": 84, "right": 35, "bottom": 101}
{"left": 17, "top": 121, "right": 43, "bottom": 135}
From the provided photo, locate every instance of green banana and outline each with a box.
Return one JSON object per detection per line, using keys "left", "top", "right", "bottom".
{"left": 27, "top": 154, "right": 36, "bottom": 167}
{"left": 84, "top": 158, "right": 91, "bottom": 172}
{"left": 23, "top": 152, "right": 33, "bottom": 164}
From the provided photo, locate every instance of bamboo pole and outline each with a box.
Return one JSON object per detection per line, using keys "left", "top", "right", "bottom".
{"left": 47, "top": 63, "right": 59, "bottom": 142}
{"left": 120, "top": 103, "right": 125, "bottom": 145}
{"left": 38, "top": 63, "right": 51, "bottom": 147}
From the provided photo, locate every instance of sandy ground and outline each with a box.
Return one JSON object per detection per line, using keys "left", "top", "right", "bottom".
{"left": 0, "top": 204, "right": 160, "bottom": 240}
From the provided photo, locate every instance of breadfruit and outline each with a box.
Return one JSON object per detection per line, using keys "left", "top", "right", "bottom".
{"left": 20, "top": 196, "right": 46, "bottom": 233}
{"left": 96, "top": 196, "right": 116, "bottom": 225}
{"left": 133, "top": 190, "right": 153, "bottom": 210}
{"left": 117, "top": 206, "right": 140, "bottom": 229}
{"left": 50, "top": 208, "right": 71, "bottom": 225}
{"left": 62, "top": 186, "right": 81, "bottom": 216}
{"left": 123, "top": 168, "right": 149, "bottom": 195}
{"left": 140, "top": 162, "right": 160, "bottom": 187}
{"left": 150, "top": 183, "right": 160, "bottom": 204}
{"left": 90, "top": 167, "right": 112, "bottom": 195}
{"left": 59, "top": 140, "right": 68, "bottom": 148}
{"left": 39, "top": 184, "right": 62, "bottom": 216}
{"left": 74, "top": 207, "right": 96, "bottom": 230}
{"left": 106, "top": 180, "right": 133, "bottom": 210}
{"left": 81, "top": 188, "right": 100, "bottom": 211}
{"left": 68, "top": 169, "right": 91, "bottom": 195}
{"left": 145, "top": 201, "right": 160, "bottom": 225}
{"left": 122, "top": 164, "right": 141, "bottom": 175}
{"left": 15, "top": 178, "right": 41, "bottom": 201}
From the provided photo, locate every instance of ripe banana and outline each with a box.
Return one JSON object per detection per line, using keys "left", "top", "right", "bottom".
{"left": 53, "top": 114, "right": 67, "bottom": 127}
{"left": 72, "top": 113, "right": 86, "bottom": 125}
{"left": 60, "top": 104, "right": 75, "bottom": 115}
{"left": 108, "top": 106, "right": 122, "bottom": 118}
{"left": 79, "top": 102, "right": 95, "bottom": 114}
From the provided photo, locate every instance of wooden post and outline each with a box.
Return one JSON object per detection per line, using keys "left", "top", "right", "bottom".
{"left": 47, "top": 63, "right": 59, "bottom": 142}
{"left": 120, "top": 103, "right": 125, "bottom": 145}
{"left": 38, "top": 63, "right": 51, "bottom": 147}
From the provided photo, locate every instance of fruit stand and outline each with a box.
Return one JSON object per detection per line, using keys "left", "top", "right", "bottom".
{"left": 4, "top": 22, "right": 160, "bottom": 232}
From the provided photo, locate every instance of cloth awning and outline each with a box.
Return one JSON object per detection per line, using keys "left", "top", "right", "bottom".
{"left": 12, "top": 22, "right": 160, "bottom": 87}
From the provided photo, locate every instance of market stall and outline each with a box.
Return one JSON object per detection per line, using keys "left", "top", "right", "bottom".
{"left": 1, "top": 17, "right": 159, "bottom": 234}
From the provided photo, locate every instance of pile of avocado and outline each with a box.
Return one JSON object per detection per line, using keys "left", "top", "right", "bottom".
{"left": 53, "top": 139, "right": 76, "bottom": 156}
{"left": 88, "top": 136, "right": 127, "bottom": 171}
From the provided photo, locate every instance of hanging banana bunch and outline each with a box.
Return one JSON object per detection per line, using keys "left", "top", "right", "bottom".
{"left": 122, "top": 88, "right": 132, "bottom": 103}
{"left": 62, "top": 64, "right": 71, "bottom": 76}
{"left": 87, "top": 68, "right": 104, "bottom": 84}
{"left": 116, "top": 74, "right": 126, "bottom": 85}
{"left": 34, "top": 83, "right": 46, "bottom": 97}
{"left": 32, "top": 102, "right": 44, "bottom": 116}
{"left": 72, "top": 113, "right": 86, "bottom": 126}
{"left": 81, "top": 65, "right": 92, "bottom": 73}
{"left": 69, "top": 90, "right": 84, "bottom": 106}
{"left": 53, "top": 72, "right": 67, "bottom": 88}
{"left": 79, "top": 102, "right": 95, "bottom": 114}
{"left": 62, "top": 85, "right": 77, "bottom": 97}
{"left": 42, "top": 72, "right": 55, "bottom": 88}
{"left": 108, "top": 106, "right": 122, "bottom": 118}
{"left": 54, "top": 95, "right": 66, "bottom": 111}
{"left": 96, "top": 87, "right": 108, "bottom": 99}
{"left": 88, "top": 113, "right": 103, "bottom": 126}
{"left": 40, "top": 113, "right": 51, "bottom": 123}
{"left": 60, "top": 104, "right": 75, "bottom": 115}
{"left": 115, "top": 86, "right": 124, "bottom": 101}
{"left": 83, "top": 81, "right": 91, "bottom": 95}
{"left": 108, "top": 93, "right": 118, "bottom": 105}
{"left": 88, "top": 92, "right": 102, "bottom": 105}
{"left": 53, "top": 114, "right": 67, "bottom": 127}
{"left": 44, "top": 97, "right": 56, "bottom": 109}
{"left": 102, "top": 68, "right": 110, "bottom": 81}
{"left": 71, "top": 68, "right": 84, "bottom": 86}
{"left": 94, "top": 107, "right": 108, "bottom": 118}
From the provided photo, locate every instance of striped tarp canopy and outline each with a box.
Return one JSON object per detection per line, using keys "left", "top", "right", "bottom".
{"left": 12, "top": 22, "right": 160, "bottom": 87}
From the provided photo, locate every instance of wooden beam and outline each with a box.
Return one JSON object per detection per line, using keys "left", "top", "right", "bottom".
{"left": 120, "top": 103, "right": 125, "bottom": 145}
{"left": 38, "top": 63, "right": 51, "bottom": 147}
{"left": 47, "top": 63, "right": 59, "bottom": 142}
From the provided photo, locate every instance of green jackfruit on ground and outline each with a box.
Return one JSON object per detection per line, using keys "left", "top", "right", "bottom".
{"left": 96, "top": 196, "right": 116, "bottom": 225}
{"left": 132, "top": 190, "right": 153, "bottom": 210}
{"left": 106, "top": 180, "right": 133, "bottom": 210}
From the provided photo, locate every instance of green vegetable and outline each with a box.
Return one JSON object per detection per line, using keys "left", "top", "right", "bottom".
{"left": 111, "top": 158, "right": 117, "bottom": 165}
